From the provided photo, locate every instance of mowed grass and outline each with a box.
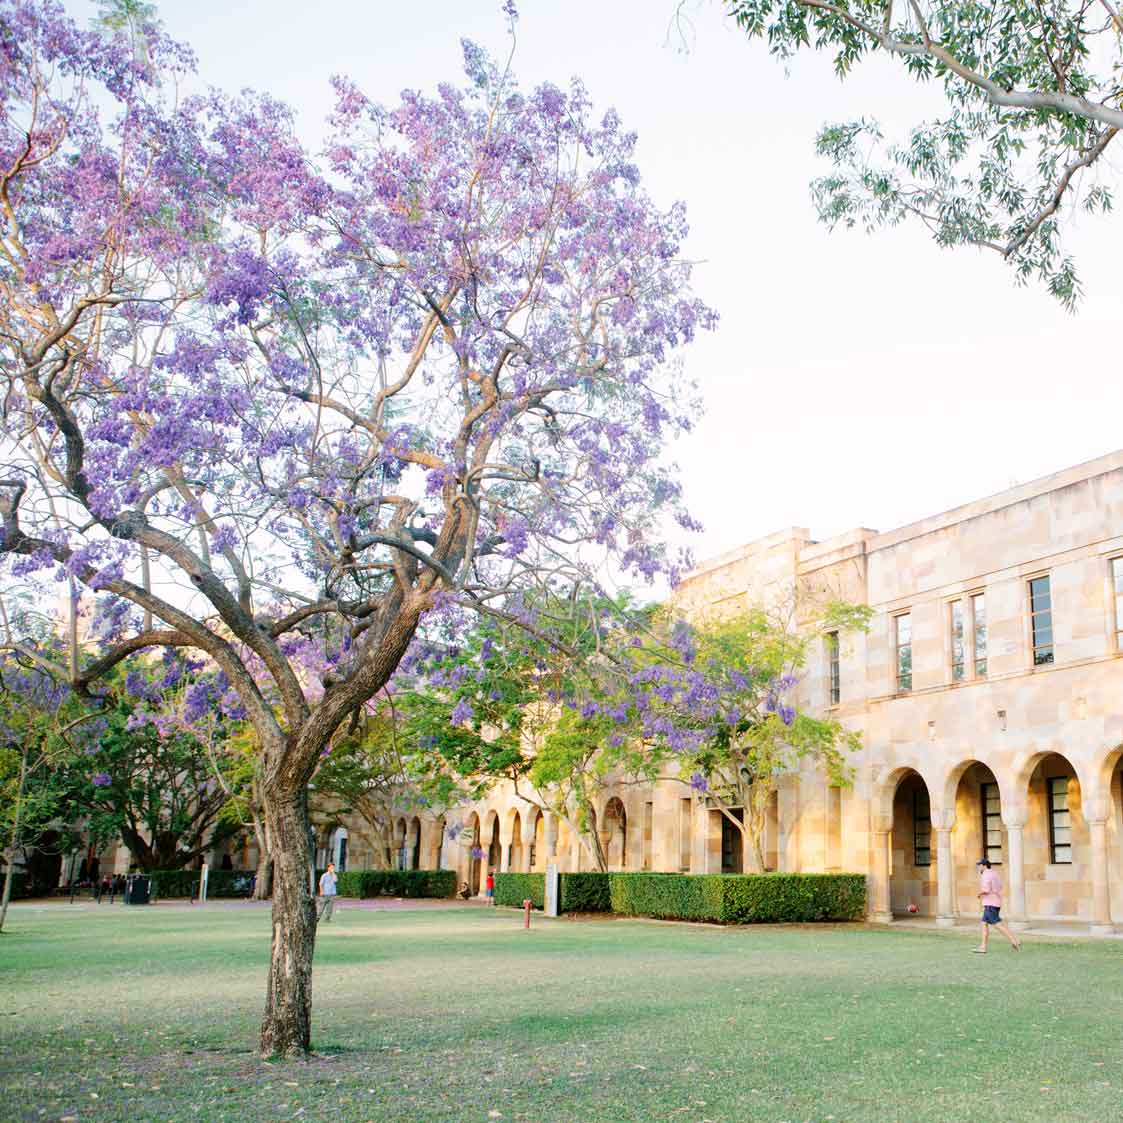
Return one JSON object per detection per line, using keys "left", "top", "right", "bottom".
{"left": 1, "top": 903, "right": 1121, "bottom": 1122}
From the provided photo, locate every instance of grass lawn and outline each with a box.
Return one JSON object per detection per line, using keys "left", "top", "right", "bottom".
{"left": 1, "top": 902, "right": 1121, "bottom": 1122}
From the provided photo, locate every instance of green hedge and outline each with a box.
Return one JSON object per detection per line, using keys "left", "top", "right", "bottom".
{"left": 494, "top": 872, "right": 544, "bottom": 908}
{"left": 335, "top": 868, "right": 455, "bottom": 899}
{"left": 149, "top": 869, "right": 200, "bottom": 899}
{"left": 608, "top": 872, "right": 866, "bottom": 923}
{"left": 147, "top": 869, "right": 256, "bottom": 899}
{"left": 493, "top": 871, "right": 611, "bottom": 912}
{"left": 560, "top": 871, "right": 611, "bottom": 912}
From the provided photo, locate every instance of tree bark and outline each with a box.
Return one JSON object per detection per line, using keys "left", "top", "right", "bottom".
{"left": 1, "top": 748, "right": 30, "bottom": 933}
{"left": 251, "top": 784, "right": 273, "bottom": 900}
{"left": 259, "top": 783, "right": 316, "bottom": 1057}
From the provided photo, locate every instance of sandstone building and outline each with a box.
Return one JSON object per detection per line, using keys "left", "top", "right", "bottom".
{"left": 61, "top": 452, "right": 1123, "bottom": 935}
{"left": 426, "top": 450, "right": 1123, "bottom": 934}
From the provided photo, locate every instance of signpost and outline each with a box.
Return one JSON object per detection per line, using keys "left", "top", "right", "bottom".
{"left": 544, "top": 862, "right": 559, "bottom": 917}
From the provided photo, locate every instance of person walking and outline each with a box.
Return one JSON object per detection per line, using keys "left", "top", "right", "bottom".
{"left": 318, "top": 862, "right": 338, "bottom": 922}
{"left": 973, "top": 857, "right": 1021, "bottom": 953}
{"left": 485, "top": 869, "right": 495, "bottom": 904}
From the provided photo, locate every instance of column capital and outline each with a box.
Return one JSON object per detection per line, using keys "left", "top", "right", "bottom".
{"left": 931, "top": 807, "right": 956, "bottom": 831}
{"left": 1001, "top": 809, "right": 1028, "bottom": 830}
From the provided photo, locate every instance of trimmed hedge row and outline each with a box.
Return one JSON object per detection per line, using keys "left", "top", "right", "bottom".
{"left": 149, "top": 869, "right": 257, "bottom": 899}
{"left": 609, "top": 872, "right": 867, "bottom": 923}
{"left": 493, "top": 871, "right": 613, "bottom": 912}
{"left": 493, "top": 872, "right": 544, "bottom": 908}
{"left": 336, "top": 868, "right": 455, "bottom": 899}
{"left": 494, "top": 870, "right": 865, "bottom": 923}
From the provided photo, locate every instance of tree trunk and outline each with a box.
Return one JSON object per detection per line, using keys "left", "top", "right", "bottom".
{"left": 1, "top": 749, "right": 30, "bottom": 933}
{"left": 259, "top": 783, "right": 316, "bottom": 1057}
{"left": 0, "top": 851, "right": 16, "bottom": 934}
{"left": 251, "top": 792, "right": 273, "bottom": 900}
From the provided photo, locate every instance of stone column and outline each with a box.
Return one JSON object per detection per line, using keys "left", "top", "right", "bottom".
{"left": 1002, "top": 809, "right": 1028, "bottom": 931}
{"left": 934, "top": 807, "right": 956, "bottom": 928}
{"left": 521, "top": 814, "right": 536, "bottom": 873}
{"left": 1088, "top": 817, "right": 1114, "bottom": 936}
{"left": 544, "top": 812, "right": 559, "bottom": 864}
{"left": 869, "top": 825, "right": 893, "bottom": 923}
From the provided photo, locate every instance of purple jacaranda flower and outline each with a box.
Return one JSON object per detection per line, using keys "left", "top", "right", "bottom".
{"left": 778, "top": 704, "right": 796, "bottom": 727}
{"left": 450, "top": 698, "right": 474, "bottom": 727}
{"left": 689, "top": 772, "right": 708, "bottom": 793}
{"left": 469, "top": 846, "right": 486, "bottom": 860}
{"left": 92, "top": 772, "right": 112, "bottom": 787}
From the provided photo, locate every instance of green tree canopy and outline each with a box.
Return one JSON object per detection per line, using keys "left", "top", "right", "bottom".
{"left": 728, "top": 0, "right": 1122, "bottom": 305}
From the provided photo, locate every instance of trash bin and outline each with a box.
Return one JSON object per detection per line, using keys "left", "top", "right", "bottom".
{"left": 124, "top": 875, "right": 151, "bottom": 905}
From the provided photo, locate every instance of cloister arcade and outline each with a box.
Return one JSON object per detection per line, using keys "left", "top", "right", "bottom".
{"left": 870, "top": 744, "right": 1123, "bottom": 932}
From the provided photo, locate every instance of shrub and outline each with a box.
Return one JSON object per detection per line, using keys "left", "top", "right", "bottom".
{"left": 607, "top": 872, "right": 866, "bottom": 923}
{"left": 494, "top": 872, "right": 544, "bottom": 908}
{"left": 493, "top": 870, "right": 610, "bottom": 911}
{"left": 334, "top": 869, "right": 455, "bottom": 899}
{"left": 718, "top": 873, "right": 866, "bottom": 923}
{"left": 149, "top": 869, "right": 200, "bottom": 899}
{"left": 608, "top": 871, "right": 723, "bottom": 920}
{"left": 559, "top": 871, "right": 611, "bottom": 913}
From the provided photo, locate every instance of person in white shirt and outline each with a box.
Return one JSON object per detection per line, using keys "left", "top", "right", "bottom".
{"left": 318, "top": 862, "right": 338, "bottom": 922}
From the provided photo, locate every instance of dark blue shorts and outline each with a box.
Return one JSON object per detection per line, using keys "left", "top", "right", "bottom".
{"left": 982, "top": 905, "right": 1001, "bottom": 925}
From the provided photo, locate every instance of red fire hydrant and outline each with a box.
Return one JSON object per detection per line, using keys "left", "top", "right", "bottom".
{"left": 523, "top": 898, "right": 532, "bottom": 929}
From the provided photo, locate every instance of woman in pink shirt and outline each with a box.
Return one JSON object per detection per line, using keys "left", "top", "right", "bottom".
{"left": 973, "top": 857, "right": 1021, "bottom": 953}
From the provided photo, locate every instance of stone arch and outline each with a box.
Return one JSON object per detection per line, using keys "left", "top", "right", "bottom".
{"left": 867, "top": 765, "right": 937, "bottom": 920}
{"left": 528, "top": 806, "right": 545, "bottom": 870}
{"left": 942, "top": 757, "right": 1006, "bottom": 920}
{"left": 465, "top": 812, "right": 483, "bottom": 895}
{"left": 602, "top": 797, "right": 627, "bottom": 870}
{"left": 1015, "top": 749, "right": 1092, "bottom": 922}
{"left": 483, "top": 808, "right": 502, "bottom": 878}
{"left": 508, "top": 808, "right": 524, "bottom": 872}
{"left": 330, "top": 825, "right": 349, "bottom": 872}
{"left": 408, "top": 816, "right": 422, "bottom": 870}
{"left": 392, "top": 818, "right": 407, "bottom": 869}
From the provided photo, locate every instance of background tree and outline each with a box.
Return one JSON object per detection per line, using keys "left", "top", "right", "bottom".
{"left": 400, "top": 605, "right": 648, "bottom": 872}
{"left": 0, "top": 656, "right": 77, "bottom": 931}
{"left": 312, "top": 708, "right": 424, "bottom": 870}
{"left": 727, "top": 0, "right": 1122, "bottom": 305}
{"left": 609, "top": 604, "right": 868, "bottom": 870}
{"left": 55, "top": 686, "right": 241, "bottom": 872}
{"left": 0, "top": 2, "right": 711, "bottom": 1054}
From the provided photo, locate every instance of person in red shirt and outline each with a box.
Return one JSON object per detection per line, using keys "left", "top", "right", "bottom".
{"left": 973, "top": 857, "right": 1021, "bottom": 953}
{"left": 485, "top": 870, "right": 495, "bottom": 903}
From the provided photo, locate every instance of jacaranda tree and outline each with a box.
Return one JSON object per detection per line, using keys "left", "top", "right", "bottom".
{"left": 0, "top": 1, "right": 712, "bottom": 1054}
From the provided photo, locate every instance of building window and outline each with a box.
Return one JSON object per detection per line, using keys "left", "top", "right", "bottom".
{"left": 950, "top": 600, "right": 965, "bottom": 682}
{"left": 972, "top": 593, "right": 987, "bottom": 677}
{"left": 913, "top": 788, "right": 931, "bottom": 866}
{"left": 1029, "top": 575, "right": 1054, "bottom": 666}
{"left": 1047, "top": 776, "right": 1072, "bottom": 864}
{"left": 826, "top": 631, "right": 840, "bottom": 705}
{"left": 895, "top": 613, "right": 912, "bottom": 692}
{"left": 1112, "top": 558, "right": 1123, "bottom": 650}
{"left": 980, "top": 782, "right": 1002, "bottom": 865}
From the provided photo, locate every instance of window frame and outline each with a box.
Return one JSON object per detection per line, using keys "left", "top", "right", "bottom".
{"left": 895, "top": 612, "right": 912, "bottom": 694}
{"left": 949, "top": 599, "right": 966, "bottom": 682}
{"left": 971, "top": 592, "right": 987, "bottom": 678}
{"left": 1028, "top": 574, "right": 1055, "bottom": 667}
{"left": 1046, "top": 775, "right": 1072, "bottom": 865}
{"left": 913, "top": 788, "right": 931, "bottom": 867}
{"left": 980, "top": 781, "right": 1002, "bottom": 865}
{"left": 826, "top": 630, "right": 840, "bottom": 706}
{"left": 1111, "top": 556, "right": 1123, "bottom": 653}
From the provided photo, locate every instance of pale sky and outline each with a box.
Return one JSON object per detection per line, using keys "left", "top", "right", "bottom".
{"left": 74, "top": 0, "right": 1123, "bottom": 564}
